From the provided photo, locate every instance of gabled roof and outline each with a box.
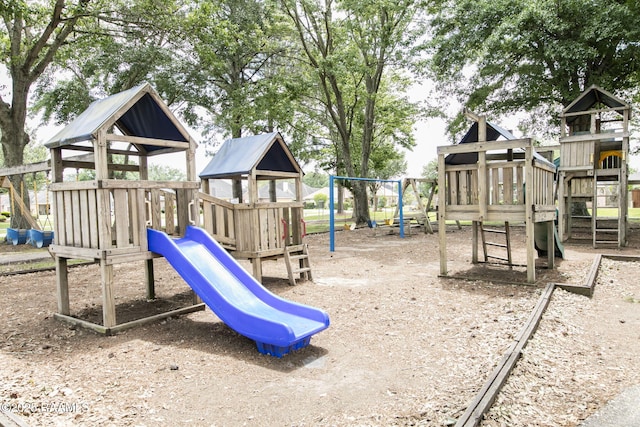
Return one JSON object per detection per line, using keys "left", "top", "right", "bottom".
{"left": 562, "top": 85, "right": 631, "bottom": 117}
{"left": 446, "top": 120, "right": 553, "bottom": 167}
{"left": 460, "top": 121, "right": 517, "bottom": 143}
{"left": 45, "top": 82, "right": 192, "bottom": 154}
{"left": 199, "top": 132, "right": 302, "bottom": 179}
{"left": 446, "top": 121, "right": 516, "bottom": 165}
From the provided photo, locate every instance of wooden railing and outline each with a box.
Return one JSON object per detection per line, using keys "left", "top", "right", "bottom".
{"left": 438, "top": 139, "right": 556, "bottom": 223}
{"left": 50, "top": 180, "right": 198, "bottom": 257}
{"left": 198, "top": 192, "right": 304, "bottom": 257}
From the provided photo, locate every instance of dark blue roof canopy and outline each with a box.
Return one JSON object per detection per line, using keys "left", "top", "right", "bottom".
{"left": 46, "top": 83, "right": 191, "bottom": 155}
{"left": 445, "top": 121, "right": 516, "bottom": 165}
{"left": 445, "top": 120, "right": 554, "bottom": 168}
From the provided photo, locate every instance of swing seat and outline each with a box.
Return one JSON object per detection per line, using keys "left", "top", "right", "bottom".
{"left": 27, "top": 229, "right": 54, "bottom": 248}
{"left": 6, "top": 228, "right": 28, "bottom": 245}
{"left": 367, "top": 220, "right": 377, "bottom": 228}
{"left": 384, "top": 218, "right": 394, "bottom": 226}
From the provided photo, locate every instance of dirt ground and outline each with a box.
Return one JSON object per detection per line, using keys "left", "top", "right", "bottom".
{"left": 0, "top": 223, "right": 639, "bottom": 426}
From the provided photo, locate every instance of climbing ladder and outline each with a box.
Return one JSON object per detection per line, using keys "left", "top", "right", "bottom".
{"left": 480, "top": 222, "right": 513, "bottom": 267}
{"left": 592, "top": 169, "right": 621, "bottom": 248}
{"left": 283, "top": 244, "right": 313, "bottom": 286}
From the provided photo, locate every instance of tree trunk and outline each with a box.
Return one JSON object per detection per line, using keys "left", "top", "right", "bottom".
{"left": 1, "top": 121, "right": 31, "bottom": 230}
{"left": 351, "top": 180, "right": 369, "bottom": 225}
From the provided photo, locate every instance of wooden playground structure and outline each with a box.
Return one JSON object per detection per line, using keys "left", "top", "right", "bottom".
{"left": 437, "top": 111, "right": 557, "bottom": 283}
{"left": 37, "top": 83, "right": 312, "bottom": 333}
{"left": 45, "top": 83, "right": 203, "bottom": 333}
{"left": 557, "top": 85, "right": 631, "bottom": 248}
{"left": 198, "top": 132, "right": 311, "bottom": 286}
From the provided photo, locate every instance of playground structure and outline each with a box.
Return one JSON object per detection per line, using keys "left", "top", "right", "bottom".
{"left": 437, "top": 111, "right": 558, "bottom": 283}
{"left": 45, "top": 83, "right": 203, "bottom": 333}
{"left": 198, "top": 132, "right": 312, "bottom": 286}
{"left": 557, "top": 85, "right": 631, "bottom": 248}
{"left": 42, "top": 83, "right": 326, "bottom": 355}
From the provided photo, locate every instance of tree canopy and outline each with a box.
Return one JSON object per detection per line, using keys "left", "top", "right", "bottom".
{"left": 427, "top": 0, "right": 640, "bottom": 137}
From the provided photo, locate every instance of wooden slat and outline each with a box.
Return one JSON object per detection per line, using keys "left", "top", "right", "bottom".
{"left": 214, "top": 204, "right": 226, "bottom": 237}
{"left": 105, "top": 133, "right": 190, "bottom": 149}
{"left": 55, "top": 192, "right": 66, "bottom": 246}
{"left": 450, "top": 171, "right": 458, "bottom": 205}
{"left": 459, "top": 171, "right": 469, "bottom": 205}
{"left": 259, "top": 209, "right": 269, "bottom": 250}
{"left": 165, "top": 192, "right": 176, "bottom": 235}
{"left": 79, "top": 190, "right": 90, "bottom": 247}
{"left": 98, "top": 179, "right": 198, "bottom": 190}
{"left": 63, "top": 191, "right": 74, "bottom": 245}
{"left": 202, "top": 202, "right": 213, "bottom": 235}
{"left": 150, "top": 189, "right": 162, "bottom": 230}
{"left": 113, "top": 189, "right": 130, "bottom": 247}
{"left": 491, "top": 168, "right": 500, "bottom": 204}
{"left": 503, "top": 167, "right": 513, "bottom": 204}
{"left": 127, "top": 189, "right": 137, "bottom": 246}
{"left": 88, "top": 190, "right": 99, "bottom": 248}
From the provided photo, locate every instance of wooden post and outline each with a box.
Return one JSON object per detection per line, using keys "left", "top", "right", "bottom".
{"left": 546, "top": 220, "right": 555, "bottom": 269}
{"left": 525, "top": 144, "right": 536, "bottom": 283}
{"left": 56, "top": 257, "right": 70, "bottom": 315}
{"left": 438, "top": 152, "right": 447, "bottom": 276}
{"left": 472, "top": 221, "right": 479, "bottom": 263}
{"left": 146, "top": 258, "right": 156, "bottom": 300}
{"left": 100, "top": 259, "right": 117, "bottom": 328}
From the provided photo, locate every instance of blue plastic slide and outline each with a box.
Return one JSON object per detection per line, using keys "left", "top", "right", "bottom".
{"left": 147, "top": 226, "right": 329, "bottom": 357}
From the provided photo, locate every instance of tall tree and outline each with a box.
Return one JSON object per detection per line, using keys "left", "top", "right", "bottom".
{"left": 428, "top": 0, "right": 640, "bottom": 137}
{"left": 280, "top": 0, "right": 423, "bottom": 224}
{"left": 0, "top": 0, "right": 94, "bottom": 227}
{"left": 182, "top": 0, "right": 298, "bottom": 142}
{"left": 32, "top": 0, "right": 188, "bottom": 125}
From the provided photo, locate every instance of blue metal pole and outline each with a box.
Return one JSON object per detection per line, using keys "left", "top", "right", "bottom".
{"left": 329, "top": 175, "right": 335, "bottom": 252}
{"left": 398, "top": 180, "right": 404, "bottom": 238}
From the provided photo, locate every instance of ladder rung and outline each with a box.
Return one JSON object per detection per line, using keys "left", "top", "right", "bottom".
{"left": 486, "top": 242, "right": 508, "bottom": 248}
{"left": 288, "top": 254, "right": 307, "bottom": 261}
{"left": 482, "top": 228, "right": 507, "bottom": 234}
{"left": 486, "top": 255, "right": 510, "bottom": 262}
{"left": 293, "top": 267, "right": 311, "bottom": 274}
{"left": 595, "top": 229, "right": 618, "bottom": 233}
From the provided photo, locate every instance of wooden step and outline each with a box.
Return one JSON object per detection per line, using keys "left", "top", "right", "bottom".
{"left": 284, "top": 243, "right": 312, "bottom": 286}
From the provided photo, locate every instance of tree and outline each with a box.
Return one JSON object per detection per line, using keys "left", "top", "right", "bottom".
{"left": 303, "top": 171, "right": 329, "bottom": 188}
{"left": 148, "top": 164, "right": 186, "bottom": 182}
{"left": 427, "top": 0, "right": 640, "bottom": 137}
{"left": 0, "top": 0, "right": 95, "bottom": 227}
{"left": 181, "top": 0, "right": 300, "bottom": 143}
{"left": 280, "top": 0, "right": 424, "bottom": 225}
{"left": 32, "top": 0, "right": 189, "bottom": 125}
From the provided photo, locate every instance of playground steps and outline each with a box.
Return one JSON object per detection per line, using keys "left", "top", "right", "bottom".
{"left": 480, "top": 222, "right": 513, "bottom": 266}
{"left": 284, "top": 244, "right": 313, "bottom": 286}
{"left": 592, "top": 169, "right": 622, "bottom": 248}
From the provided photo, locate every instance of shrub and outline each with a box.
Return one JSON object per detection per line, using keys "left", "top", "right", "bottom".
{"left": 1, "top": 211, "right": 10, "bottom": 218}
{"left": 0, "top": 215, "right": 6, "bottom": 223}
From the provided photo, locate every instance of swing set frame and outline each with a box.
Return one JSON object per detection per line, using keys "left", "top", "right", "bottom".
{"left": 328, "top": 175, "right": 404, "bottom": 252}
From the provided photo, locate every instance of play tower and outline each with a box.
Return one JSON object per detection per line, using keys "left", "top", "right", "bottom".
{"left": 557, "top": 85, "right": 631, "bottom": 248}
{"left": 45, "top": 83, "right": 202, "bottom": 333}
